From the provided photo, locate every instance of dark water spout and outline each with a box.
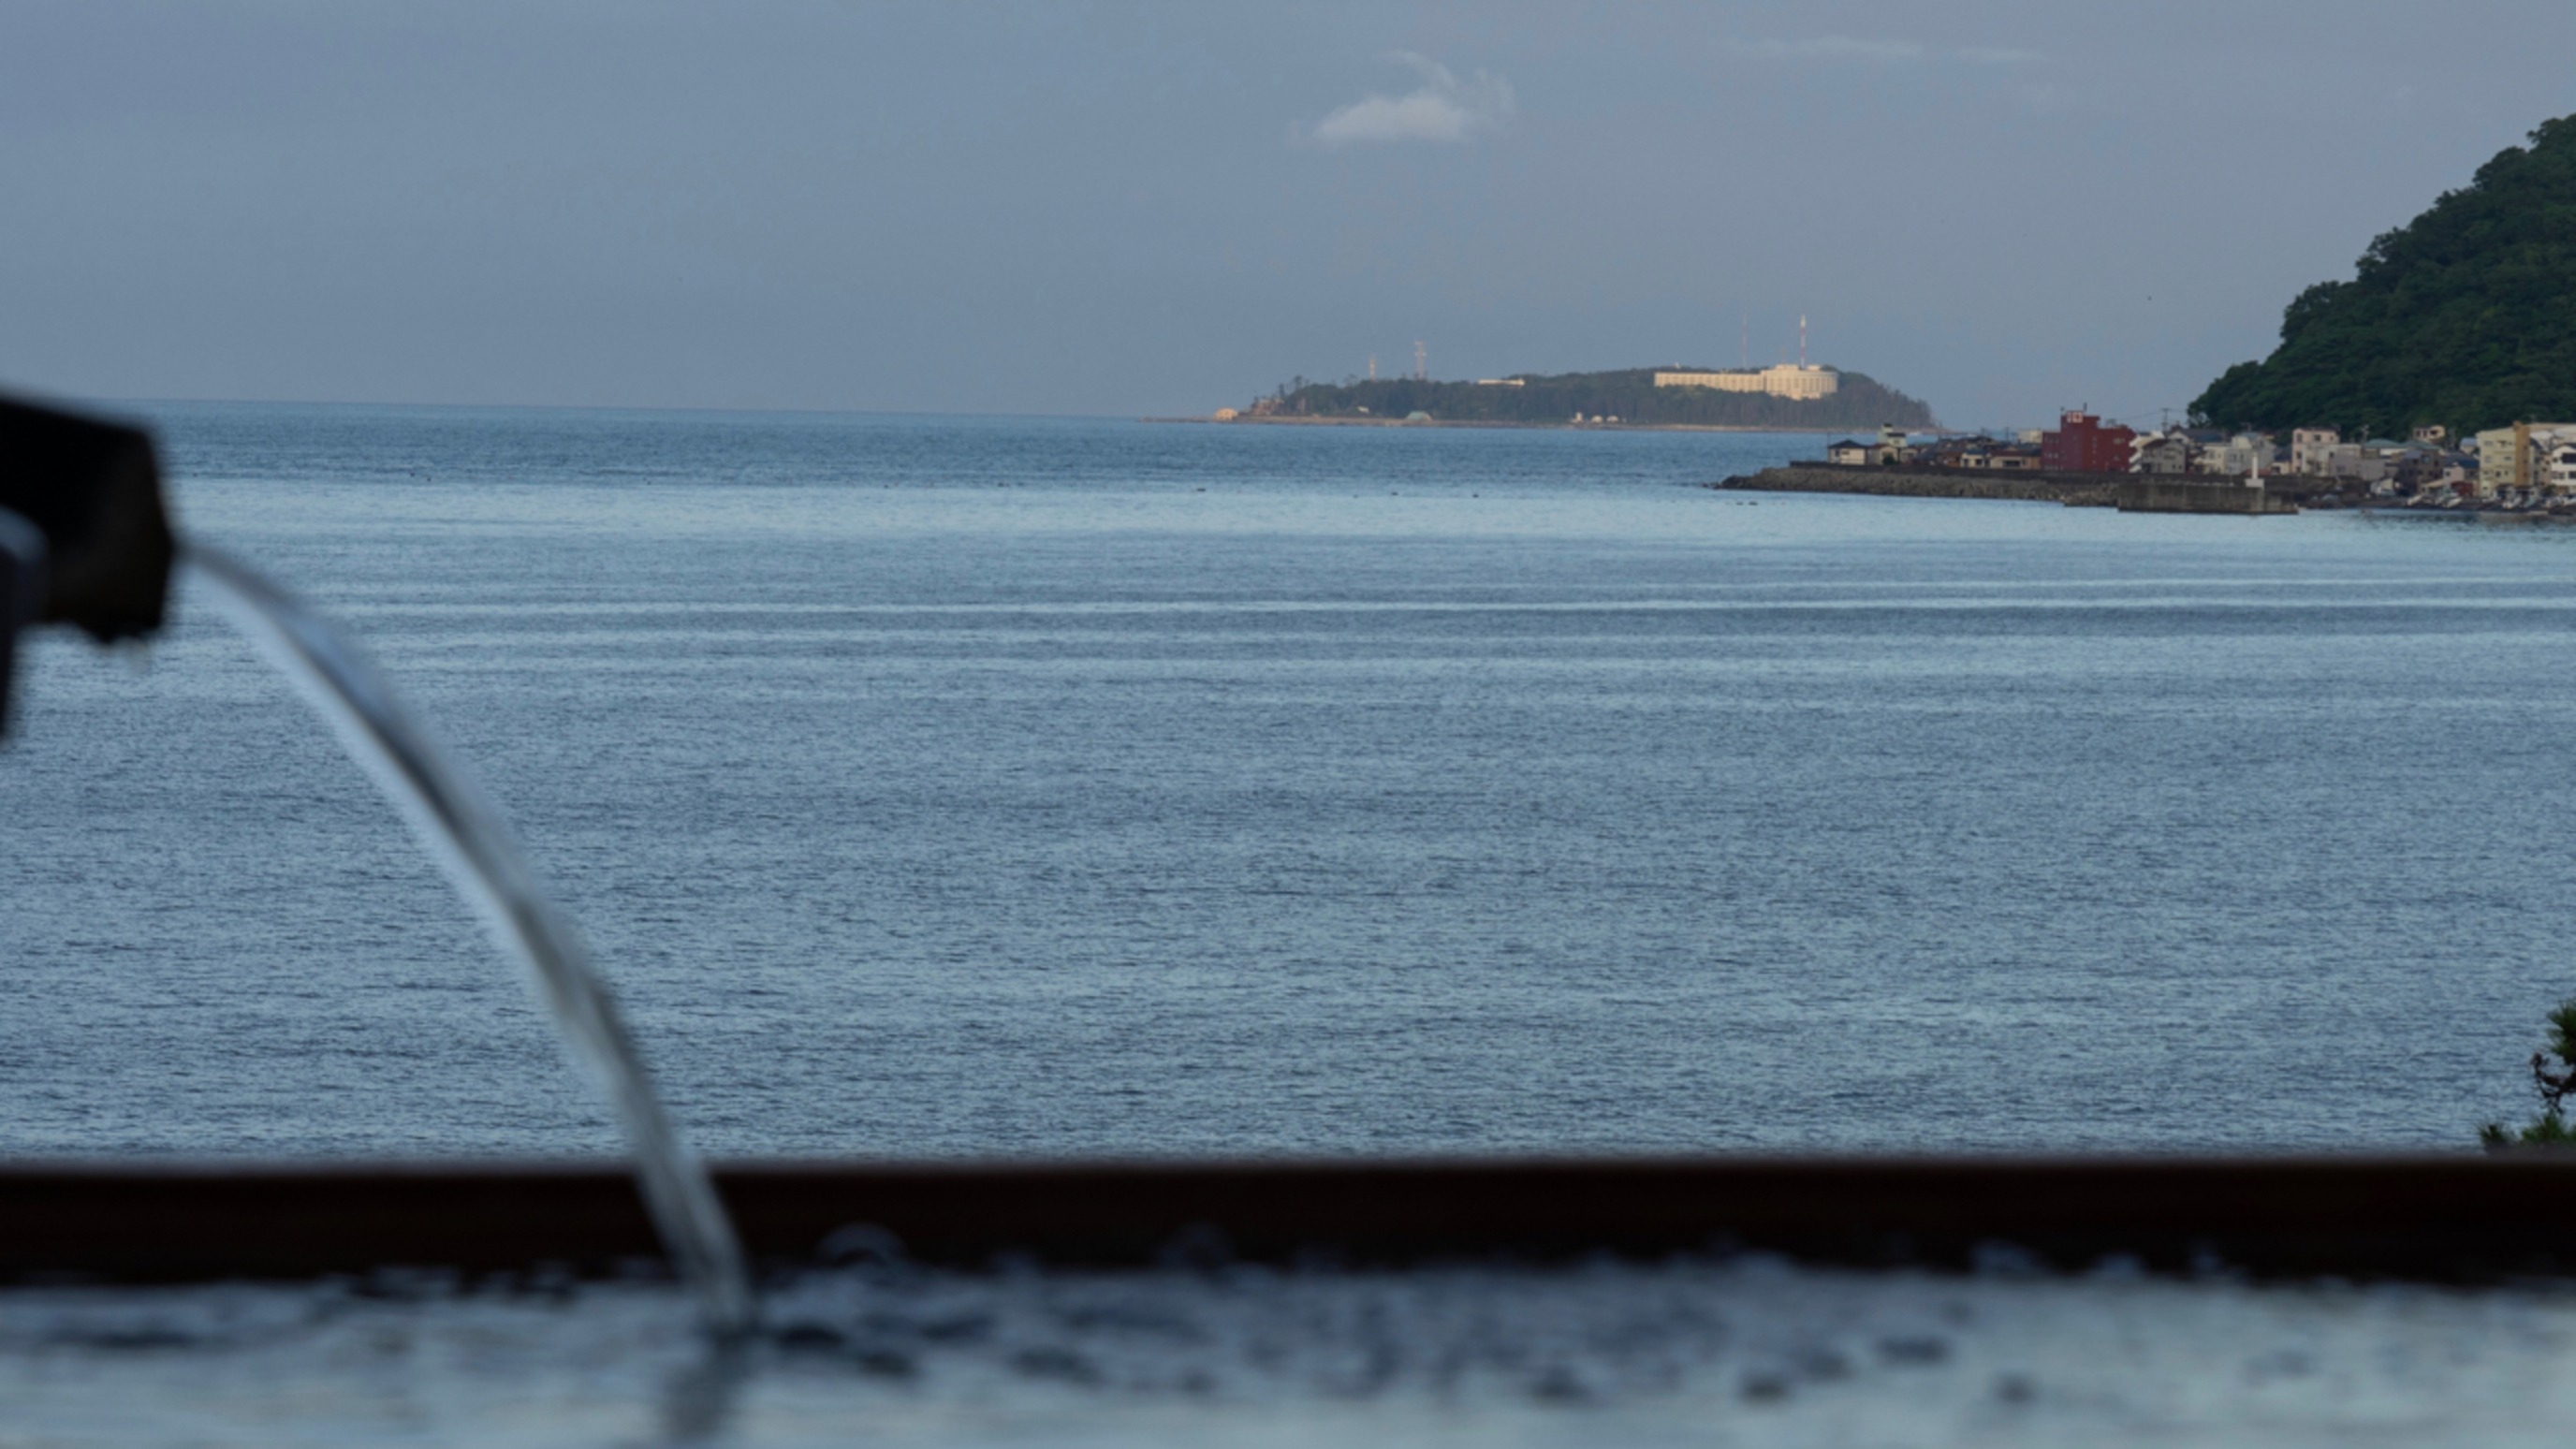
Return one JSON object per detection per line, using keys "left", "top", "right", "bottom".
{"left": 184, "top": 546, "right": 755, "bottom": 1339}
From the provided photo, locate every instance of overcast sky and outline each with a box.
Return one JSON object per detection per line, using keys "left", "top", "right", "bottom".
{"left": 5, "top": 1, "right": 2570, "bottom": 430}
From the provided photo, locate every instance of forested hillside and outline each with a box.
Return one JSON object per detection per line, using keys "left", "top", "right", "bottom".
{"left": 2192, "top": 116, "right": 2576, "bottom": 434}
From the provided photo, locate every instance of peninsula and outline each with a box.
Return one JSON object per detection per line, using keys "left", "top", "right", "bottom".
{"left": 1221, "top": 365, "right": 1938, "bottom": 432}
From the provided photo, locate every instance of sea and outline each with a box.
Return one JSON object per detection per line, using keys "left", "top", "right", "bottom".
{"left": 7, "top": 402, "right": 2576, "bottom": 1162}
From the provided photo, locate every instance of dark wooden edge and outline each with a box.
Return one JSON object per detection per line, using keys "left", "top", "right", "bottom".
{"left": 3, "top": 1154, "right": 2571, "bottom": 1285}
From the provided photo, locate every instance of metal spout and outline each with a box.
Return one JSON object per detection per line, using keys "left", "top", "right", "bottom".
{"left": 0, "top": 395, "right": 178, "bottom": 732}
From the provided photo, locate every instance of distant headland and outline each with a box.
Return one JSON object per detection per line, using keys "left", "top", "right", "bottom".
{"left": 1208, "top": 366, "right": 1939, "bottom": 432}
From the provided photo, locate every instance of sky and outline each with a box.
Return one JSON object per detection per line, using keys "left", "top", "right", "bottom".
{"left": 4, "top": 1, "right": 2571, "bottom": 431}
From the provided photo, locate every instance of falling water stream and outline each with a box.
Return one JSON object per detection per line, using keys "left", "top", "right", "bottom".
{"left": 183, "top": 545, "right": 757, "bottom": 1339}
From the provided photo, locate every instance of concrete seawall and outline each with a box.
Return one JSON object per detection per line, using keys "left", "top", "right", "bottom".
{"left": 2113, "top": 480, "right": 2297, "bottom": 515}
{"left": 1713, "top": 465, "right": 2119, "bottom": 506}
{"left": 1716, "top": 465, "right": 2298, "bottom": 515}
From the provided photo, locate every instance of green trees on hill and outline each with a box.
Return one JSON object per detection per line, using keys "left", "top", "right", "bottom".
{"left": 2193, "top": 116, "right": 2576, "bottom": 436}
{"left": 2482, "top": 997, "right": 2576, "bottom": 1149}
{"left": 1257, "top": 369, "right": 1936, "bottom": 430}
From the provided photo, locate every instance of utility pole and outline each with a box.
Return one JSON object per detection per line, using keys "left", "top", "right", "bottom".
{"left": 1413, "top": 340, "right": 1427, "bottom": 382}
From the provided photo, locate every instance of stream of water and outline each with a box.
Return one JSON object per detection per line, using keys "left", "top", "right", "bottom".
{"left": 183, "top": 546, "right": 754, "bottom": 1339}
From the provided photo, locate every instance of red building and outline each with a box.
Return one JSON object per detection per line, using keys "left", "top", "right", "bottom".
{"left": 2040, "top": 410, "right": 2136, "bottom": 473}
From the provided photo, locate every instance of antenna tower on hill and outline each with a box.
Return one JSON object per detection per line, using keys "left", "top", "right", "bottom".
{"left": 1413, "top": 340, "right": 1427, "bottom": 381}
{"left": 1799, "top": 314, "right": 1808, "bottom": 369}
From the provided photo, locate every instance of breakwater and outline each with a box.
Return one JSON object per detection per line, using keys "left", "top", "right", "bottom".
{"left": 1713, "top": 464, "right": 2120, "bottom": 505}
{"left": 1714, "top": 465, "right": 2298, "bottom": 515}
{"left": 2113, "top": 480, "right": 2297, "bottom": 515}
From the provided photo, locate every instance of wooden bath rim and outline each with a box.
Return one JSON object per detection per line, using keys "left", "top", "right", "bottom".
{"left": 2, "top": 1153, "right": 2571, "bottom": 1286}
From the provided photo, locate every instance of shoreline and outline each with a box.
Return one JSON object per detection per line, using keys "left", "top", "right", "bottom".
{"left": 1146, "top": 416, "right": 1875, "bottom": 435}
{"left": 1722, "top": 461, "right": 2576, "bottom": 520}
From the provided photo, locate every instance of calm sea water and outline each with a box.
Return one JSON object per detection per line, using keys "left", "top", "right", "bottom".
{"left": 6, "top": 403, "right": 2575, "bottom": 1160}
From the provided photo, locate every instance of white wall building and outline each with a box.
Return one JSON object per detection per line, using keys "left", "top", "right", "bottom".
{"left": 1654, "top": 365, "right": 1840, "bottom": 400}
{"left": 2549, "top": 440, "right": 2576, "bottom": 492}
{"left": 2199, "top": 433, "right": 2280, "bottom": 477}
{"left": 2130, "top": 432, "right": 2192, "bottom": 475}
{"left": 2472, "top": 425, "right": 2576, "bottom": 494}
{"left": 2290, "top": 428, "right": 2342, "bottom": 475}
{"left": 2298, "top": 444, "right": 2382, "bottom": 482}
{"left": 2534, "top": 427, "right": 2576, "bottom": 491}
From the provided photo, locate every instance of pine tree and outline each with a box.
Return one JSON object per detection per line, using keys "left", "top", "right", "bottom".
{"left": 2481, "top": 998, "right": 2576, "bottom": 1148}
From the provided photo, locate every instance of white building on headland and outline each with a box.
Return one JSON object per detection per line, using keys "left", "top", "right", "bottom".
{"left": 1653, "top": 365, "right": 1839, "bottom": 400}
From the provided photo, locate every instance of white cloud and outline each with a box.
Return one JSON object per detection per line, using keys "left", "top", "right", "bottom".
{"left": 1299, "top": 52, "right": 1514, "bottom": 148}
{"left": 1731, "top": 37, "right": 2043, "bottom": 66}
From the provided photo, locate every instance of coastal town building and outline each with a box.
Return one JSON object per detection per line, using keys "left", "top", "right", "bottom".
{"left": 1965, "top": 441, "right": 2038, "bottom": 470}
{"left": 1776, "top": 416, "right": 2574, "bottom": 513}
{"left": 2282, "top": 427, "right": 2404, "bottom": 481}
{"left": 1653, "top": 365, "right": 1840, "bottom": 400}
{"left": 2531, "top": 427, "right": 2576, "bottom": 491}
{"left": 2473, "top": 427, "right": 2516, "bottom": 493}
{"left": 2291, "top": 428, "right": 2344, "bottom": 475}
{"left": 1824, "top": 429, "right": 2052, "bottom": 471}
{"left": 1787, "top": 415, "right": 2560, "bottom": 510}
{"left": 2130, "top": 432, "right": 2192, "bottom": 475}
{"left": 2364, "top": 438, "right": 2427, "bottom": 480}
{"left": 2475, "top": 424, "right": 2576, "bottom": 494}
{"left": 2317, "top": 444, "right": 2385, "bottom": 482}
{"left": 2040, "top": 411, "right": 2136, "bottom": 474}
{"left": 1910, "top": 436, "right": 1979, "bottom": 469}
{"left": 2363, "top": 442, "right": 2461, "bottom": 492}
{"left": 2197, "top": 433, "right": 2280, "bottom": 477}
